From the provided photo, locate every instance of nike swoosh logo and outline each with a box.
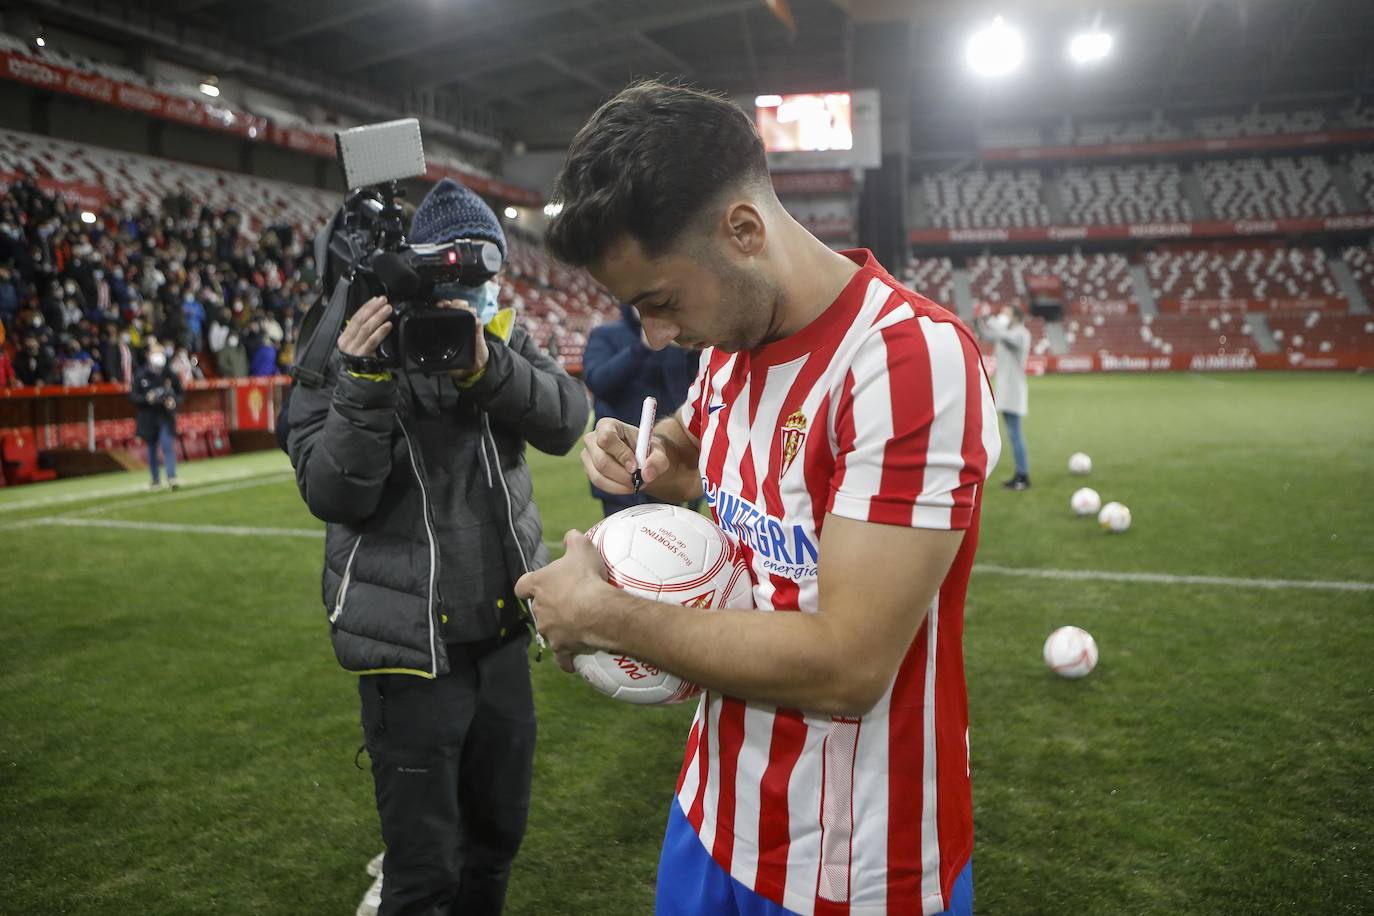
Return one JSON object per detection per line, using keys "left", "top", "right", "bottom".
{"left": 708, "top": 403, "right": 726, "bottom": 414}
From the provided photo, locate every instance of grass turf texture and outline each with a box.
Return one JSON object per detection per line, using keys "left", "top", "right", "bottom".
{"left": 2, "top": 372, "right": 1371, "bottom": 914}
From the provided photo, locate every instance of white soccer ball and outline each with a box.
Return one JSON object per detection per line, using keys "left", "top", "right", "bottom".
{"left": 574, "top": 504, "right": 753, "bottom": 705}
{"left": 1044, "top": 626, "right": 1099, "bottom": 678}
{"left": 1068, "top": 452, "right": 1093, "bottom": 475}
{"left": 1070, "top": 487, "right": 1102, "bottom": 516}
{"left": 1097, "top": 501, "right": 1132, "bottom": 532}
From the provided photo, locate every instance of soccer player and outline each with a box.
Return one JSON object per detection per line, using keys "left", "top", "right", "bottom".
{"left": 517, "top": 81, "right": 999, "bottom": 916}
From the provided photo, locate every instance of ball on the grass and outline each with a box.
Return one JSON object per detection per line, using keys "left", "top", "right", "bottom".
{"left": 1068, "top": 452, "right": 1093, "bottom": 475}
{"left": 1043, "top": 626, "right": 1099, "bottom": 678}
{"left": 574, "top": 504, "right": 752, "bottom": 705}
{"left": 1070, "top": 487, "right": 1102, "bottom": 516}
{"left": 1097, "top": 501, "right": 1132, "bottom": 532}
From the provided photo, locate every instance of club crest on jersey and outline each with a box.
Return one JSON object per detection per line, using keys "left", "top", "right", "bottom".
{"left": 779, "top": 410, "right": 808, "bottom": 476}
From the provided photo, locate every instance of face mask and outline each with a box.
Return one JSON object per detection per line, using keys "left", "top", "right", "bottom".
{"left": 446, "top": 279, "right": 501, "bottom": 326}
{"left": 147, "top": 352, "right": 167, "bottom": 371}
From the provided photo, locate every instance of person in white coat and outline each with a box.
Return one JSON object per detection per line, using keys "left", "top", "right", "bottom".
{"left": 978, "top": 304, "right": 1032, "bottom": 490}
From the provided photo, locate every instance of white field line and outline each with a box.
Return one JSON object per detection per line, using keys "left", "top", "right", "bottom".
{"left": 39, "top": 517, "right": 323, "bottom": 539}
{"left": 972, "top": 563, "right": 1374, "bottom": 593}
{"left": 0, "top": 466, "right": 289, "bottom": 514}
{"left": 0, "top": 472, "right": 294, "bottom": 530}
{"left": 62, "top": 473, "right": 295, "bottom": 518}
{"left": 20, "top": 521, "right": 1374, "bottom": 594}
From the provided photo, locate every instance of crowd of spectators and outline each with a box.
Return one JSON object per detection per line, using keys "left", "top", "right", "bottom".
{"left": 0, "top": 174, "right": 316, "bottom": 389}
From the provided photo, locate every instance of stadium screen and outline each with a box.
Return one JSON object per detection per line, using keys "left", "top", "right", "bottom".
{"left": 755, "top": 92, "right": 854, "bottom": 153}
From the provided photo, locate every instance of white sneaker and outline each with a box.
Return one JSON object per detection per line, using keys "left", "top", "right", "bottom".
{"left": 144, "top": 481, "right": 163, "bottom": 493}
{"left": 168, "top": 478, "right": 181, "bottom": 491}
{"left": 366, "top": 852, "right": 384, "bottom": 878}
{"left": 355, "top": 873, "right": 382, "bottom": 916}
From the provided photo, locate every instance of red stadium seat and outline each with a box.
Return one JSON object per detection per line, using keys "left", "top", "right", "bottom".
{"left": 182, "top": 431, "right": 210, "bottom": 461}
{"left": 1, "top": 432, "right": 59, "bottom": 484}
{"left": 206, "top": 429, "right": 232, "bottom": 457}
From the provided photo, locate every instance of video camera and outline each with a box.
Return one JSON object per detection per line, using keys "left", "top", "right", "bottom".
{"left": 291, "top": 119, "right": 502, "bottom": 385}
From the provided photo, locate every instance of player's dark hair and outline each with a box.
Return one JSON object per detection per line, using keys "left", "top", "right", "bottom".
{"left": 545, "top": 80, "right": 771, "bottom": 268}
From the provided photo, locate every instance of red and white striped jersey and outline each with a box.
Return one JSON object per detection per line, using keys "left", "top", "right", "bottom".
{"left": 674, "top": 250, "right": 1000, "bottom": 915}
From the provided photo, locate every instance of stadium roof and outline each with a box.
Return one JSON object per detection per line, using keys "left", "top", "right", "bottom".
{"left": 25, "top": 0, "right": 1374, "bottom": 151}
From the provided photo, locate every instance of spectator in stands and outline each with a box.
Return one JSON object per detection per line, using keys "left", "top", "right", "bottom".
{"left": 99, "top": 323, "right": 132, "bottom": 385}
{"left": 170, "top": 346, "right": 201, "bottom": 385}
{"left": 60, "top": 338, "right": 95, "bottom": 387}
{"left": 0, "top": 265, "right": 20, "bottom": 328}
{"left": 25, "top": 309, "right": 56, "bottom": 351}
{"left": 216, "top": 332, "right": 248, "bottom": 378}
{"left": 130, "top": 347, "right": 182, "bottom": 491}
{"left": 16, "top": 335, "right": 55, "bottom": 386}
{"left": 182, "top": 289, "right": 206, "bottom": 353}
{"left": 582, "top": 304, "right": 700, "bottom": 517}
{"left": 977, "top": 304, "right": 1032, "bottom": 490}
{"left": 247, "top": 331, "right": 278, "bottom": 377}
{"left": 0, "top": 344, "right": 16, "bottom": 388}
{"left": 287, "top": 178, "right": 588, "bottom": 916}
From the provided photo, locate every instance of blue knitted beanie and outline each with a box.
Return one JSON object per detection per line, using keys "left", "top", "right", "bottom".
{"left": 409, "top": 177, "right": 507, "bottom": 263}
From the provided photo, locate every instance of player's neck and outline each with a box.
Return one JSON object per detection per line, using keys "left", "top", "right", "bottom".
{"left": 771, "top": 223, "right": 861, "bottom": 339}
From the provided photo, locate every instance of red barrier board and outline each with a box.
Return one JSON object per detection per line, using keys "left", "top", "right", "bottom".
{"left": 1022, "top": 351, "right": 1373, "bottom": 374}
{"left": 772, "top": 170, "right": 855, "bottom": 194}
{"left": 0, "top": 49, "right": 267, "bottom": 139}
{"left": 0, "top": 169, "right": 106, "bottom": 210}
{"left": 1156, "top": 297, "right": 1348, "bottom": 313}
{"left": 910, "top": 214, "right": 1374, "bottom": 245}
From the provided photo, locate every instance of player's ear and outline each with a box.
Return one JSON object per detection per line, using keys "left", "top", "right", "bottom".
{"left": 723, "top": 202, "right": 766, "bottom": 259}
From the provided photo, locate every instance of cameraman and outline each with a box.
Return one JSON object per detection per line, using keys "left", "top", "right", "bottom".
{"left": 286, "top": 179, "right": 588, "bottom": 915}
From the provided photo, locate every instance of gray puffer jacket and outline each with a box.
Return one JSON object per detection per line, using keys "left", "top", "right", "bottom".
{"left": 287, "top": 321, "right": 588, "bottom": 677}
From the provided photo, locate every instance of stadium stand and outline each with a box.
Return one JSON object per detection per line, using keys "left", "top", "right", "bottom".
{"left": 0, "top": 128, "right": 338, "bottom": 238}
{"left": 1349, "top": 151, "right": 1374, "bottom": 211}
{"left": 1197, "top": 156, "right": 1343, "bottom": 219}
{"left": 1061, "top": 311, "right": 1261, "bottom": 357}
{"left": 967, "top": 252, "right": 1135, "bottom": 313}
{"left": 901, "top": 256, "right": 955, "bottom": 309}
{"left": 0, "top": 125, "right": 619, "bottom": 387}
{"left": 1052, "top": 117, "right": 1184, "bottom": 146}
{"left": 1058, "top": 163, "right": 1192, "bottom": 224}
{"left": 1145, "top": 245, "right": 1342, "bottom": 306}
{"left": 1267, "top": 308, "right": 1374, "bottom": 357}
{"left": 922, "top": 168, "right": 1050, "bottom": 229}
{"left": 1340, "top": 241, "right": 1374, "bottom": 305}
{"left": 1193, "top": 109, "right": 1327, "bottom": 138}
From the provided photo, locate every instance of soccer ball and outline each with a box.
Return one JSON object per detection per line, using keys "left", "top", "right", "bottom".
{"left": 1097, "top": 501, "right": 1132, "bottom": 532}
{"left": 1043, "top": 626, "right": 1099, "bottom": 679}
{"left": 574, "top": 504, "right": 753, "bottom": 705}
{"left": 1068, "top": 452, "right": 1093, "bottom": 475}
{"left": 1070, "top": 487, "right": 1102, "bottom": 516}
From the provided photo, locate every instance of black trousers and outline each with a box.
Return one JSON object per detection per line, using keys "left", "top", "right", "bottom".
{"left": 358, "top": 634, "right": 536, "bottom": 916}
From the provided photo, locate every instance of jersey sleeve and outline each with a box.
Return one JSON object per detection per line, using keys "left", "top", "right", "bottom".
{"left": 827, "top": 316, "right": 998, "bottom": 531}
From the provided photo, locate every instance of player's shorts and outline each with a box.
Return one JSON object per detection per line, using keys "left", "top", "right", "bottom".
{"left": 655, "top": 801, "right": 973, "bottom": 916}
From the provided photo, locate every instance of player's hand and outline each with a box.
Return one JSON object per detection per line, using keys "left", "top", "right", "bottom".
{"left": 581, "top": 417, "right": 671, "bottom": 495}
{"left": 436, "top": 299, "right": 489, "bottom": 380}
{"left": 145, "top": 391, "right": 157, "bottom": 403}
{"left": 338, "top": 296, "right": 392, "bottom": 357}
{"left": 514, "top": 529, "right": 610, "bottom": 662}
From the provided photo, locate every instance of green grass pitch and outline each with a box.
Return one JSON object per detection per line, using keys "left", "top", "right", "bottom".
{"left": 2, "top": 372, "right": 1371, "bottom": 914}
